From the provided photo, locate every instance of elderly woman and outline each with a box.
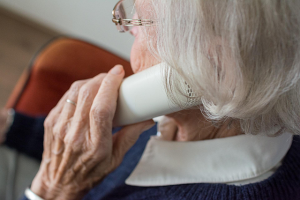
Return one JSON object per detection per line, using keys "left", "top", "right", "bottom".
{"left": 1, "top": 0, "right": 300, "bottom": 199}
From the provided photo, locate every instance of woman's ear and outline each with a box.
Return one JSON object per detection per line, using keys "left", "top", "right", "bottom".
{"left": 206, "top": 37, "right": 238, "bottom": 101}
{"left": 208, "top": 37, "right": 236, "bottom": 74}
{"left": 207, "top": 38, "right": 226, "bottom": 71}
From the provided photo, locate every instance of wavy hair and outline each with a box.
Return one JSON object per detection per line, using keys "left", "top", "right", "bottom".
{"left": 138, "top": 0, "right": 300, "bottom": 135}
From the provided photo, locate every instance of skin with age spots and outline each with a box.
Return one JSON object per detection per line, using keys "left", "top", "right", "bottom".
{"left": 130, "top": 26, "right": 159, "bottom": 73}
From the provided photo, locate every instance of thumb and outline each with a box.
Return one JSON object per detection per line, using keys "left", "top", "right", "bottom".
{"left": 112, "top": 120, "right": 155, "bottom": 167}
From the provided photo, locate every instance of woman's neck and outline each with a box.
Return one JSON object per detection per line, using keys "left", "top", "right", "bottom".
{"left": 161, "top": 110, "right": 242, "bottom": 141}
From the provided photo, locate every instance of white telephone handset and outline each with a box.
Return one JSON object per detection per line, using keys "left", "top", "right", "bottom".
{"left": 113, "top": 63, "right": 200, "bottom": 126}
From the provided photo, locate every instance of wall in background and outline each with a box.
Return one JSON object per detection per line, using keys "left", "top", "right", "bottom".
{"left": 0, "top": 0, "right": 134, "bottom": 60}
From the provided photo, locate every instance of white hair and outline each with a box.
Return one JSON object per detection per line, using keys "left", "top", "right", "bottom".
{"left": 138, "top": 0, "right": 300, "bottom": 135}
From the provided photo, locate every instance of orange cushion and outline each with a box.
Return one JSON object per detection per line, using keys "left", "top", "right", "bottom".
{"left": 6, "top": 37, "right": 133, "bottom": 116}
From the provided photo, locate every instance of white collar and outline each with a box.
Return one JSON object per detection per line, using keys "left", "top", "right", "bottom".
{"left": 126, "top": 132, "right": 292, "bottom": 186}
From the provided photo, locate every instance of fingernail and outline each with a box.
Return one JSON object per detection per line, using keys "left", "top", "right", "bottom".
{"left": 109, "top": 65, "right": 123, "bottom": 75}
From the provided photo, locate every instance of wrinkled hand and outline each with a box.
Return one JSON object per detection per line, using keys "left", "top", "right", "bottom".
{"left": 31, "top": 65, "right": 155, "bottom": 200}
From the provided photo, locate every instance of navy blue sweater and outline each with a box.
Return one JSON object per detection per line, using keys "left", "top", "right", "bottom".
{"left": 5, "top": 112, "right": 300, "bottom": 200}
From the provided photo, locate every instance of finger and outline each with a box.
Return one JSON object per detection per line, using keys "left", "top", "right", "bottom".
{"left": 42, "top": 92, "right": 71, "bottom": 176}
{"left": 51, "top": 80, "right": 87, "bottom": 177}
{"left": 41, "top": 124, "right": 54, "bottom": 182}
{"left": 64, "top": 73, "right": 107, "bottom": 146}
{"left": 57, "top": 74, "right": 107, "bottom": 179}
{"left": 72, "top": 73, "right": 107, "bottom": 125}
{"left": 54, "top": 147, "right": 74, "bottom": 183}
{"left": 54, "top": 80, "right": 87, "bottom": 139}
{"left": 72, "top": 65, "right": 124, "bottom": 177}
{"left": 111, "top": 120, "right": 155, "bottom": 167}
{"left": 90, "top": 65, "right": 124, "bottom": 145}
{"left": 158, "top": 116, "right": 178, "bottom": 141}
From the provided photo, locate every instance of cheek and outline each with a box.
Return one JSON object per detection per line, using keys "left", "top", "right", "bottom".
{"left": 130, "top": 38, "right": 145, "bottom": 73}
{"left": 130, "top": 28, "right": 160, "bottom": 73}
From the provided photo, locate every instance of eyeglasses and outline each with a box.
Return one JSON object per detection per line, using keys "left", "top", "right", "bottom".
{"left": 112, "top": 0, "right": 156, "bottom": 33}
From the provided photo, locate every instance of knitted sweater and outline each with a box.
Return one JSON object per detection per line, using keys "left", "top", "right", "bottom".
{"left": 6, "top": 113, "right": 300, "bottom": 200}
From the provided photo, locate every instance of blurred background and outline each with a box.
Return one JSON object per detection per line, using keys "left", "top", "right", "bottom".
{"left": 0, "top": 0, "right": 134, "bottom": 108}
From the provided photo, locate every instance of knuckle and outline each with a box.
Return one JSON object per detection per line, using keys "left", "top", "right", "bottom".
{"left": 79, "top": 85, "right": 91, "bottom": 100}
{"left": 44, "top": 107, "right": 60, "bottom": 128}
{"left": 101, "top": 78, "right": 113, "bottom": 88}
{"left": 69, "top": 81, "right": 85, "bottom": 98}
{"left": 91, "top": 149, "right": 108, "bottom": 162}
{"left": 63, "top": 136, "right": 72, "bottom": 146}
{"left": 70, "top": 81, "right": 84, "bottom": 92}
{"left": 52, "top": 124, "right": 59, "bottom": 136}
{"left": 96, "top": 152, "right": 107, "bottom": 162}
{"left": 90, "top": 106, "right": 112, "bottom": 122}
{"left": 44, "top": 118, "right": 50, "bottom": 128}
{"left": 52, "top": 123, "right": 65, "bottom": 138}
{"left": 71, "top": 143, "right": 82, "bottom": 154}
{"left": 44, "top": 116, "right": 54, "bottom": 128}
{"left": 63, "top": 125, "right": 84, "bottom": 146}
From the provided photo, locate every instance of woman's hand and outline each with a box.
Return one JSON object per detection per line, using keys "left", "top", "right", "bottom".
{"left": 31, "top": 65, "right": 155, "bottom": 200}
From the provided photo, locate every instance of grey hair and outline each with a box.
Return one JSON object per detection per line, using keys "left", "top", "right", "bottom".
{"left": 139, "top": 0, "right": 300, "bottom": 135}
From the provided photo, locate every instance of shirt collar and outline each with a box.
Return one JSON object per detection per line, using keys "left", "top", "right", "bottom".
{"left": 126, "top": 132, "right": 292, "bottom": 186}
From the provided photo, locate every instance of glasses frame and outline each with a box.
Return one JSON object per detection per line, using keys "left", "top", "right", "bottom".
{"left": 112, "top": 0, "right": 156, "bottom": 32}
